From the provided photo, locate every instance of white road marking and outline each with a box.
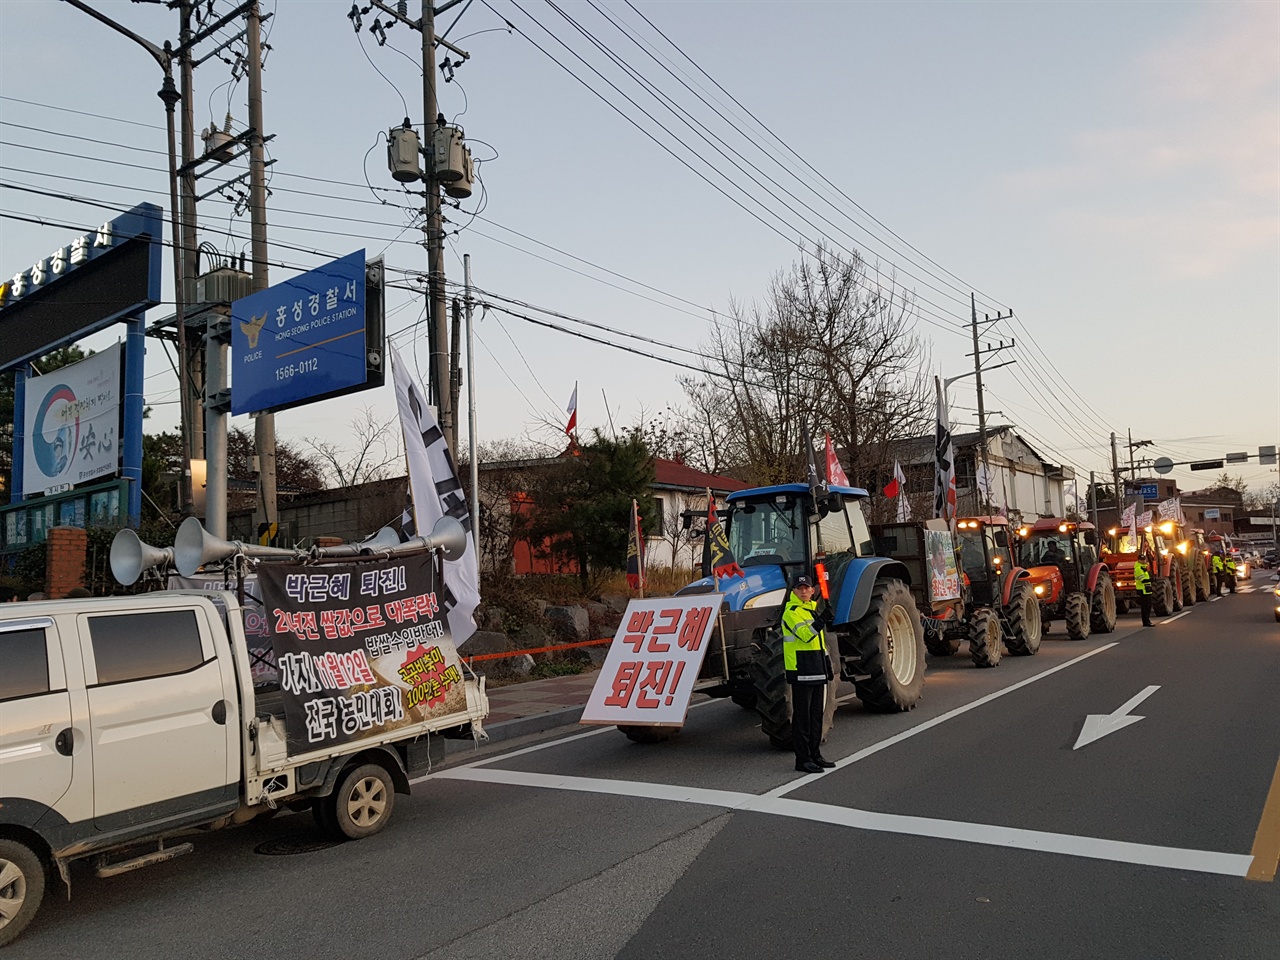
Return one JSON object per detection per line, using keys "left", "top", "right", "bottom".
{"left": 433, "top": 766, "right": 1254, "bottom": 878}
{"left": 1209, "top": 596, "right": 1222, "bottom": 602}
{"left": 1161, "top": 611, "right": 1192, "bottom": 624}
{"left": 765, "top": 642, "right": 1120, "bottom": 798}
{"left": 1238, "top": 586, "right": 1255, "bottom": 594}
{"left": 1074, "top": 685, "right": 1160, "bottom": 750}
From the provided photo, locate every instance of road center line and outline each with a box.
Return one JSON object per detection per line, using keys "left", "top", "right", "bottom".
{"left": 434, "top": 766, "right": 1253, "bottom": 879}
{"left": 766, "top": 641, "right": 1120, "bottom": 798}
{"left": 1161, "top": 611, "right": 1192, "bottom": 624}
{"left": 1209, "top": 596, "right": 1221, "bottom": 602}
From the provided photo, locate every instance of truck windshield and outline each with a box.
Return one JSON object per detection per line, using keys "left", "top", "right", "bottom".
{"left": 727, "top": 498, "right": 807, "bottom": 567}
{"left": 957, "top": 530, "right": 990, "bottom": 581}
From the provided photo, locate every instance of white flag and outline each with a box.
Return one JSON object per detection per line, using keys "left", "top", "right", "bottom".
{"left": 893, "top": 462, "right": 911, "bottom": 521}
{"left": 933, "top": 377, "right": 956, "bottom": 529}
{"left": 391, "top": 346, "right": 479, "bottom": 647}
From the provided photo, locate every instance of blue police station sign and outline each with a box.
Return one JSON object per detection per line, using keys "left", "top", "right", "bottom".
{"left": 1139, "top": 483, "right": 1159, "bottom": 500}
{"left": 231, "top": 250, "right": 369, "bottom": 414}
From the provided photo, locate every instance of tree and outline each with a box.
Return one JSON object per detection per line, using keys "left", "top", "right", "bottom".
{"left": 302, "top": 407, "right": 403, "bottom": 489}
{"left": 1244, "top": 480, "right": 1280, "bottom": 513}
{"left": 1, "top": 346, "right": 89, "bottom": 496}
{"left": 521, "top": 429, "right": 657, "bottom": 587}
{"left": 226, "top": 427, "right": 324, "bottom": 507}
{"left": 678, "top": 246, "right": 931, "bottom": 488}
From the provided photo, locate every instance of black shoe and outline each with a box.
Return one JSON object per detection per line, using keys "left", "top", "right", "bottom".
{"left": 795, "top": 761, "right": 823, "bottom": 774}
{"left": 813, "top": 757, "right": 837, "bottom": 768}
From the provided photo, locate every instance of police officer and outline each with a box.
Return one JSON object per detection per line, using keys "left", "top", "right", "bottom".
{"left": 1210, "top": 552, "right": 1225, "bottom": 595}
{"left": 1224, "top": 554, "right": 1238, "bottom": 594}
{"left": 782, "top": 576, "right": 835, "bottom": 774}
{"left": 1133, "top": 553, "right": 1154, "bottom": 627}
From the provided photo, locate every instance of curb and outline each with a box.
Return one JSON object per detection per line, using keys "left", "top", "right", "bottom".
{"left": 443, "top": 704, "right": 587, "bottom": 754}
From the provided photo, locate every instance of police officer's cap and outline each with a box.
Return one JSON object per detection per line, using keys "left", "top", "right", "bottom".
{"left": 794, "top": 576, "right": 814, "bottom": 588}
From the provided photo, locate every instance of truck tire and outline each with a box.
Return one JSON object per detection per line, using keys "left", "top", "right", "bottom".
{"left": 1004, "top": 583, "right": 1042, "bottom": 656}
{"left": 968, "top": 607, "right": 1002, "bottom": 668}
{"left": 321, "top": 763, "right": 396, "bottom": 841}
{"left": 751, "top": 627, "right": 792, "bottom": 750}
{"left": 1090, "top": 576, "right": 1117, "bottom": 635}
{"left": 1153, "top": 578, "right": 1174, "bottom": 617}
{"left": 0, "top": 839, "right": 45, "bottom": 948}
{"left": 619, "top": 725, "right": 680, "bottom": 744}
{"left": 852, "top": 578, "right": 926, "bottom": 713}
{"left": 1064, "top": 592, "right": 1091, "bottom": 640}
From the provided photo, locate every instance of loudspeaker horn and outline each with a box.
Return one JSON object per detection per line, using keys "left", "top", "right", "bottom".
{"left": 310, "top": 525, "right": 405, "bottom": 559}
{"left": 173, "top": 516, "right": 299, "bottom": 577}
{"left": 109, "top": 529, "right": 176, "bottom": 586}
{"left": 375, "top": 515, "right": 468, "bottom": 562}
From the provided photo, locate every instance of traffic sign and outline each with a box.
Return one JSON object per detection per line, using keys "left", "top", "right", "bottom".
{"left": 231, "top": 250, "right": 374, "bottom": 415}
{"left": 1139, "top": 483, "right": 1159, "bottom": 500}
{"left": 1260, "top": 445, "right": 1277, "bottom": 466}
{"left": 1225, "top": 451, "right": 1248, "bottom": 464}
{"left": 1153, "top": 457, "right": 1174, "bottom": 475}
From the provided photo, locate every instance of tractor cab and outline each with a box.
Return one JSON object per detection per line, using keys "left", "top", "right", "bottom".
{"left": 1018, "top": 519, "right": 1099, "bottom": 598}
{"left": 954, "top": 516, "right": 1019, "bottom": 608}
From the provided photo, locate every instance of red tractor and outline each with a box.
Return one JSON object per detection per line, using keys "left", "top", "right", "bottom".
{"left": 1102, "top": 524, "right": 1181, "bottom": 617}
{"left": 953, "top": 516, "right": 1042, "bottom": 658}
{"left": 1016, "top": 518, "right": 1117, "bottom": 640}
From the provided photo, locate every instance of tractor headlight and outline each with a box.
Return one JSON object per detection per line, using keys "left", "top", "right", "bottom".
{"left": 744, "top": 588, "right": 787, "bottom": 610}
{"left": 1034, "top": 584, "right": 1045, "bottom": 595}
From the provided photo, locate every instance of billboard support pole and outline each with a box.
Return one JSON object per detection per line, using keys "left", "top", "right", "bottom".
{"left": 124, "top": 315, "right": 146, "bottom": 526}
{"left": 10, "top": 366, "right": 25, "bottom": 504}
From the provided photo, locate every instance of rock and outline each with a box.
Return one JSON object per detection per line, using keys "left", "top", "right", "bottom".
{"left": 460, "top": 630, "right": 508, "bottom": 656}
{"left": 599, "top": 593, "right": 630, "bottom": 615}
{"left": 586, "top": 643, "right": 610, "bottom": 666}
{"left": 514, "top": 622, "right": 550, "bottom": 649}
{"left": 481, "top": 605, "right": 506, "bottom": 632}
{"left": 545, "top": 604, "right": 589, "bottom": 643}
{"left": 585, "top": 601, "right": 610, "bottom": 620}
{"left": 508, "top": 654, "right": 535, "bottom": 677}
{"left": 533, "top": 599, "right": 549, "bottom": 616}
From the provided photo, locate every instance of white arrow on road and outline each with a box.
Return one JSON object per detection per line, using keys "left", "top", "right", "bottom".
{"left": 1073, "top": 685, "right": 1160, "bottom": 750}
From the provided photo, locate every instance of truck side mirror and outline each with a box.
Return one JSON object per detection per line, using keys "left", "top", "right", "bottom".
{"left": 1084, "top": 530, "right": 1097, "bottom": 546}
{"left": 993, "top": 529, "right": 1009, "bottom": 548}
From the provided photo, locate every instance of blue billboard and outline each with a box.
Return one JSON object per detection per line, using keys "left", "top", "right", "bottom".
{"left": 231, "top": 250, "right": 369, "bottom": 415}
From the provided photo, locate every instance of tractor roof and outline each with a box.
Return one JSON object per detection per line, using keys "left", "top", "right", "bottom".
{"left": 1027, "top": 517, "right": 1095, "bottom": 531}
{"left": 956, "top": 515, "right": 1010, "bottom": 526}
{"left": 727, "top": 482, "right": 870, "bottom": 502}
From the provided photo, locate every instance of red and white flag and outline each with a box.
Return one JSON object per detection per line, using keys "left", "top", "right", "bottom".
{"left": 824, "top": 433, "right": 850, "bottom": 486}
{"left": 882, "top": 459, "right": 906, "bottom": 498}
{"left": 564, "top": 382, "right": 578, "bottom": 436}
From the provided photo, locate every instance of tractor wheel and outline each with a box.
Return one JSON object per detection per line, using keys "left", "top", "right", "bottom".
{"left": 1004, "top": 583, "right": 1042, "bottom": 656}
{"left": 619, "top": 725, "right": 681, "bottom": 744}
{"left": 852, "top": 579, "right": 926, "bottom": 713}
{"left": 1064, "top": 592, "right": 1092, "bottom": 641}
{"left": 750, "top": 627, "right": 792, "bottom": 750}
{"left": 730, "top": 689, "right": 758, "bottom": 711}
{"left": 968, "top": 607, "right": 1003, "bottom": 668}
{"left": 1152, "top": 578, "right": 1174, "bottom": 617}
{"left": 1194, "top": 566, "right": 1209, "bottom": 603}
{"left": 925, "top": 623, "right": 961, "bottom": 657}
{"left": 1090, "top": 576, "right": 1117, "bottom": 634}
{"left": 1181, "top": 567, "right": 1196, "bottom": 607}
{"left": 1116, "top": 597, "right": 1131, "bottom": 615}
{"left": 1171, "top": 571, "right": 1184, "bottom": 612}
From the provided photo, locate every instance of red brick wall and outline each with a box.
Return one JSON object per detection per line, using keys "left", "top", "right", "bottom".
{"left": 45, "top": 526, "right": 88, "bottom": 599}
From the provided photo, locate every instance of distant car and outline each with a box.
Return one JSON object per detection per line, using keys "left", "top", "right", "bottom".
{"left": 1236, "top": 557, "right": 1251, "bottom": 581}
{"left": 1262, "top": 550, "right": 1278, "bottom": 569}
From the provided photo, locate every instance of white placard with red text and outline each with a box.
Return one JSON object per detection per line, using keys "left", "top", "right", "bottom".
{"left": 580, "top": 595, "right": 720, "bottom": 727}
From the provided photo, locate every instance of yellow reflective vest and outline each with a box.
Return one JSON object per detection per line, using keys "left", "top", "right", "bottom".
{"left": 1226, "top": 557, "right": 1238, "bottom": 574}
{"left": 1133, "top": 559, "right": 1151, "bottom": 595}
{"left": 781, "top": 596, "right": 832, "bottom": 686}
{"left": 1211, "top": 555, "right": 1224, "bottom": 573}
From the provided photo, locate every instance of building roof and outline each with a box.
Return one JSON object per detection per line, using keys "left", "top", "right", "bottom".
{"left": 653, "top": 458, "right": 749, "bottom": 493}
{"left": 888, "top": 425, "right": 1060, "bottom": 470}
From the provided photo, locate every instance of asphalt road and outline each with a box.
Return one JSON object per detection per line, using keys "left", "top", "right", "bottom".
{"left": 10, "top": 578, "right": 1280, "bottom": 960}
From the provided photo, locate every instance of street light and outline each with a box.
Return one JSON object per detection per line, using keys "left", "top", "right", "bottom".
{"left": 59, "top": 0, "right": 194, "bottom": 515}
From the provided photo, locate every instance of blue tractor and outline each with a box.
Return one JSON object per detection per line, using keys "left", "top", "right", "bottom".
{"left": 659, "top": 481, "right": 926, "bottom": 749}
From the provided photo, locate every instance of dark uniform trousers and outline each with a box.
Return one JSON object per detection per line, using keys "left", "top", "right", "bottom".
{"left": 1138, "top": 590, "right": 1152, "bottom": 626}
{"left": 791, "top": 683, "right": 824, "bottom": 765}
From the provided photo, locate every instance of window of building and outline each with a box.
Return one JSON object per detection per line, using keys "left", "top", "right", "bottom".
{"left": 0, "top": 627, "right": 51, "bottom": 700}
{"left": 88, "top": 609, "right": 206, "bottom": 685}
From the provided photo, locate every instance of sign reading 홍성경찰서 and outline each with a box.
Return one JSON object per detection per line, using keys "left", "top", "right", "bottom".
{"left": 231, "top": 250, "right": 367, "bottom": 415}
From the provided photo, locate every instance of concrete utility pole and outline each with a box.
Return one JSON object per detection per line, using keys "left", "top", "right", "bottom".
{"left": 179, "top": 0, "right": 203, "bottom": 464}
{"left": 1111, "top": 431, "right": 1122, "bottom": 512}
{"left": 965, "top": 294, "right": 1015, "bottom": 511}
{"left": 421, "top": 0, "right": 455, "bottom": 456}
{"left": 464, "top": 253, "right": 479, "bottom": 584}
{"left": 247, "top": 0, "right": 277, "bottom": 542}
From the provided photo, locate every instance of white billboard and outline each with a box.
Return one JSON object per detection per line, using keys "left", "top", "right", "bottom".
{"left": 23, "top": 344, "right": 121, "bottom": 495}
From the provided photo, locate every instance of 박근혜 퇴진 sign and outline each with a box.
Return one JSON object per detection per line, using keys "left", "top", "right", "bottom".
{"left": 23, "top": 344, "right": 121, "bottom": 495}
{"left": 580, "top": 596, "right": 720, "bottom": 727}
{"left": 231, "top": 250, "right": 367, "bottom": 415}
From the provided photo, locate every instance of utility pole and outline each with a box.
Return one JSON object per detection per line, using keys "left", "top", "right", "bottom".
{"left": 179, "top": 0, "right": 203, "bottom": 466}
{"left": 1111, "top": 431, "right": 1122, "bottom": 511}
{"left": 421, "top": 0, "right": 455, "bottom": 456}
{"left": 247, "top": 0, "right": 277, "bottom": 542}
{"left": 464, "top": 253, "right": 479, "bottom": 588}
{"left": 966, "top": 294, "right": 1015, "bottom": 511}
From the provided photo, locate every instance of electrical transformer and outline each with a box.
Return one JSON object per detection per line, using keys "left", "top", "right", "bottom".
{"left": 432, "top": 123, "right": 474, "bottom": 198}
{"left": 387, "top": 123, "right": 423, "bottom": 183}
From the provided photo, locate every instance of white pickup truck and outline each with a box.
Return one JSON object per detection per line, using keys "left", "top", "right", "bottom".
{"left": 0, "top": 590, "right": 488, "bottom": 947}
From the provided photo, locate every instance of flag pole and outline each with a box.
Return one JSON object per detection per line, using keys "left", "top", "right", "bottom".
{"left": 634, "top": 498, "right": 644, "bottom": 599}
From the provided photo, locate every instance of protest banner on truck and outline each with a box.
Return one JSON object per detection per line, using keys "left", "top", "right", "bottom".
{"left": 258, "top": 553, "right": 467, "bottom": 752}
{"left": 580, "top": 595, "right": 720, "bottom": 727}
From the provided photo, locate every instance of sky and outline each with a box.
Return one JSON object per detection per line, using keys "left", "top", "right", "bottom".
{"left": 1, "top": 0, "right": 1277, "bottom": 497}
